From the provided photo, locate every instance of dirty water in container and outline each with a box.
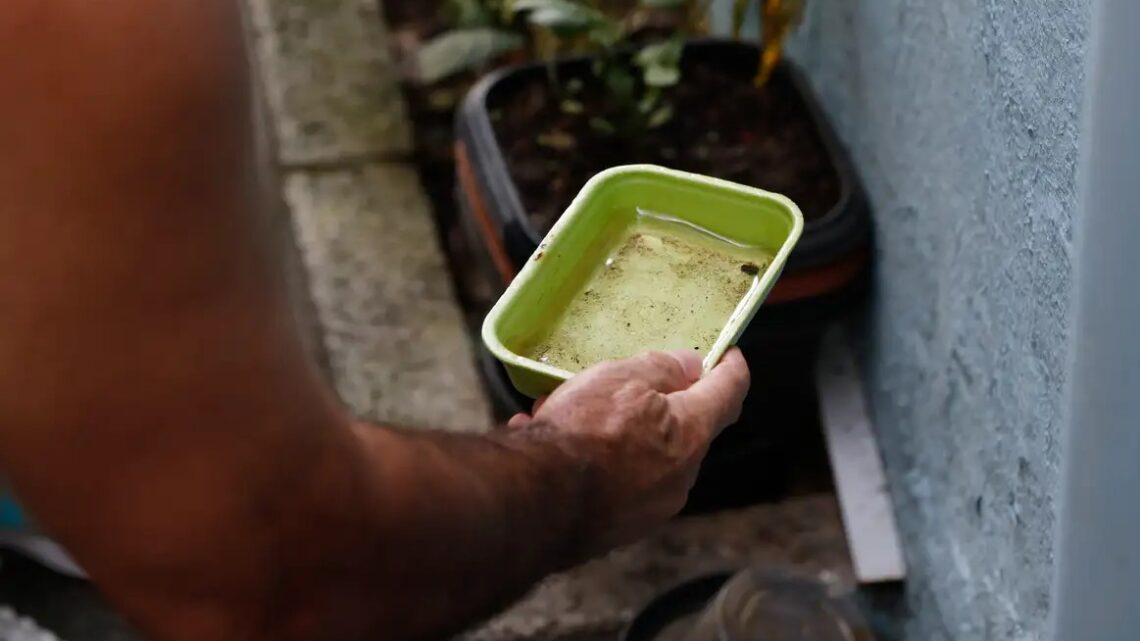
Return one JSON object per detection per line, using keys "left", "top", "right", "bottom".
{"left": 522, "top": 209, "right": 772, "bottom": 373}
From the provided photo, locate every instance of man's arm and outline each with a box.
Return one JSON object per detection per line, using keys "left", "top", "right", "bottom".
{"left": 0, "top": 2, "right": 586, "bottom": 638}
{"left": 0, "top": 2, "right": 748, "bottom": 640}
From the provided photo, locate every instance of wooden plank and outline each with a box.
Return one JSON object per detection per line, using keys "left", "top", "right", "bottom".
{"left": 815, "top": 327, "right": 907, "bottom": 584}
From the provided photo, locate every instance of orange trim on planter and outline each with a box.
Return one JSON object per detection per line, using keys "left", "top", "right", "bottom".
{"left": 455, "top": 141, "right": 518, "bottom": 285}
{"left": 766, "top": 247, "right": 869, "bottom": 304}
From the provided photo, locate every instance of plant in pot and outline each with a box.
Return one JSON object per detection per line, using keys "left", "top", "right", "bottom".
{"left": 379, "top": 0, "right": 539, "bottom": 316}
{"left": 456, "top": 0, "right": 872, "bottom": 337}
{"left": 457, "top": 0, "right": 870, "bottom": 511}
{"left": 387, "top": 0, "right": 534, "bottom": 170}
{"left": 391, "top": 0, "right": 701, "bottom": 134}
{"left": 382, "top": 0, "right": 696, "bottom": 313}
{"left": 456, "top": 0, "right": 871, "bottom": 297}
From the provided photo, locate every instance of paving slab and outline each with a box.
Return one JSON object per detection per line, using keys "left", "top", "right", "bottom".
{"left": 464, "top": 494, "right": 854, "bottom": 641}
{"left": 247, "top": 0, "right": 491, "bottom": 431}
{"left": 0, "top": 494, "right": 852, "bottom": 641}
{"left": 245, "top": 0, "right": 412, "bottom": 165}
{"left": 285, "top": 164, "right": 492, "bottom": 432}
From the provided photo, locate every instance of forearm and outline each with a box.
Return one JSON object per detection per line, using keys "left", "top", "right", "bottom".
{"left": 21, "top": 418, "right": 590, "bottom": 641}
{"left": 142, "top": 421, "right": 593, "bottom": 641}
{"left": 0, "top": 2, "right": 589, "bottom": 638}
{"left": 317, "top": 424, "right": 589, "bottom": 640}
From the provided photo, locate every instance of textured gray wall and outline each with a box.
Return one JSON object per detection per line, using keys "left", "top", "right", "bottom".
{"left": 773, "top": 2, "right": 1087, "bottom": 639}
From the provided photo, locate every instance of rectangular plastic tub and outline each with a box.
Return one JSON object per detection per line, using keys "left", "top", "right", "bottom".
{"left": 482, "top": 165, "right": 804, "bottom": 398}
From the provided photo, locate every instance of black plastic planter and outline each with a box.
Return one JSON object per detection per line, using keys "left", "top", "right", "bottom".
{"left": 456, "top": 38, "right": 872, "bottom": 281}
{"left": 457, "top": 39, "right": 872, "bottom": 512}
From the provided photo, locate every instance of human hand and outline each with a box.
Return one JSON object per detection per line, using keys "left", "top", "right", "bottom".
{"left": 508, "top": 348, "right": 750, "bottom": 556}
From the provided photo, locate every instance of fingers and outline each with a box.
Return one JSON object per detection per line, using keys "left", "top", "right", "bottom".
{"left": 506, "top": 413, "right": 531, "bottom": 430}
{"left": 669, "top": 348, "right": 751, "bottom": 438}
{"left": 505, "top": 394, "right": 549, "bottom": 430}
{"left": 531, "top": 395, "right": 549, "bottom": 415}
{"left": 607, "top": 350, "right": 704, "bottom": 394}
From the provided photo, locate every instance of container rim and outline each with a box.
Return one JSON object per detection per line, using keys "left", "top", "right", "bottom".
{"left": 481, "top": 164, "right": 805, "bottom": 385}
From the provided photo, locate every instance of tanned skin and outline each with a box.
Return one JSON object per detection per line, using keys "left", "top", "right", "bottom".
{"left": 0, "top": 2, "right": 751, "bottom": 640}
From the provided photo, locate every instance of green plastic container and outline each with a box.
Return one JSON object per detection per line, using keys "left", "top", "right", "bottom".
{"left": 482, "top": 165, "right": 804, "bottom": 399}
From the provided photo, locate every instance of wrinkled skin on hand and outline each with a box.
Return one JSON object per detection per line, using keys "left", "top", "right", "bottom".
{"left": 508, "top": 348, "right": 751, "bottom": 554}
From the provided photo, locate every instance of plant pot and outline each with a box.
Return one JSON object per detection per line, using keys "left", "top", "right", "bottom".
{"left": 477, "top": 335, "right": 534, "bottom": 420}
{"left": 454, "top": 182, "right": 509, "bottom": 310}
{"left": 454, "top": 39, "right": 874, "bottom": 376}
{"left": 455, "top": 172, "right": 872, "bottom": 342}
{"left": 458, "top": 38, "right": 870, "bottom": 511}
{"left": 455, "top": 38, "right": 872, "bottom": 280}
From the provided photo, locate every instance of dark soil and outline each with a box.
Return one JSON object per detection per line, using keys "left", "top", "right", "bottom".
{"left": 491, "top": 63, "right": 842, "bottom": 234}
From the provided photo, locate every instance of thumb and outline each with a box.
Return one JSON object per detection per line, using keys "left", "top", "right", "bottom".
{"left": 669, "top": 348, "right": 751, "bottom": 438}
{"left": 506, "top": 413, "right": 532, "bottom": 430}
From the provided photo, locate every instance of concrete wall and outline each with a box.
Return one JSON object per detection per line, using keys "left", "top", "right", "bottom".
{"left": 770, "top": 2, "right": 1088, "bottom": 639}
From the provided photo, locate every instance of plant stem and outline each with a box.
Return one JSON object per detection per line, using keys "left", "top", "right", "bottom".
{"left": 755, "top": 0, "right": 802, "bottom": 87}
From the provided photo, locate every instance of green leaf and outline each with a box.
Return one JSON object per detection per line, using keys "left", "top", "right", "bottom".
{"left": 427, "top": 87, "right": 462, "bottom": 110}
{"left": 509, "top": 0, "right": 578, "bottom": 11}
{"left": 635, "top": 37, "right": 683, "bottom": 68}
{"left": 602, "top": 67, "right": 636, "bottom": 100}
{"left": 639, "top": 0, "right": 686, "bottom": 8}
{"left": 511, "top": 0, "right": 600, "bottom": 23}
{"left": 586, "top": 21, "right": 624, "bottom": 48}
{"left": 589, "top": 117, "right": 616, "bottom": 134}
{"left": 634, "top": 36, "right": 682, "bottom": 88}
{"left": 513, "top": 0, "right": 613, "bottom": 42}
{"left": 647, "top": 103, "right": 674, "bottom": 128}
{"left": 447, "top": 0, "right": 495, "bottom": 27}
{"left": 415, "top": 29, "right": 526, "bottom": 84}
{"left": 637, "top": 88, "right": 661, "bottom": 113}
{"left": 527, "top": 7, "right": 594, "bottom": 32}
{"left": 498, "top": 0, "right": 520, "bottom": 22}
{"left": 560, "top": 99, "right": 585, "bottom": 114}
{"left": 537, "top": 130, "right": 577, "bottom": 150}
{"left": 643, "top": 64, "right": 680, "bottom": 87}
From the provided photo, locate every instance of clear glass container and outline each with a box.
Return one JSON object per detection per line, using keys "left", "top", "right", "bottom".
{"left": 682, "top": 568, "right": 874, "bottom": 641}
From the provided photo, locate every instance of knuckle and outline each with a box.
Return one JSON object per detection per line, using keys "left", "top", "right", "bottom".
{"left": 613, "top": 379, "right": 656, "bottom": 410}
{"left": 640, "top": 350, "right": 686, "bottom": 377}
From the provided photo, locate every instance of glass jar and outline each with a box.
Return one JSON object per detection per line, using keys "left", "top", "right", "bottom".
{"left": 683, "top": 568, "right": 874, "bottom": 641}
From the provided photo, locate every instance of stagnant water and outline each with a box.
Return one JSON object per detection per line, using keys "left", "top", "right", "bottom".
{"left": 523, "top": 209, "right": 772, "bottom": 373}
